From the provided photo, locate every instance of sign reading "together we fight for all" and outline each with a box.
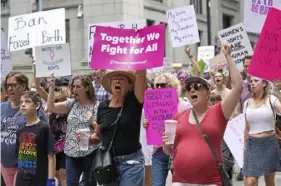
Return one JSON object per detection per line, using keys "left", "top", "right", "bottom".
{"left": 91, "top": 24, "right": 165, "bottom": 70}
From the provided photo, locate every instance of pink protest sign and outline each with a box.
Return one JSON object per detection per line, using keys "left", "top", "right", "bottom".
{"left": 91, "top": 24, "right": 165, "bottom": 70}
{"left": 248, "top": 8, "right": 281, "bottom": 81}
{"left": 144, "top": 88, "right": 178, "bottom": 146}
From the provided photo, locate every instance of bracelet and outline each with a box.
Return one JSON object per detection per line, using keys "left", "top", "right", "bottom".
{"left": 188, "top": 55, "right": 193, "bottom": 58}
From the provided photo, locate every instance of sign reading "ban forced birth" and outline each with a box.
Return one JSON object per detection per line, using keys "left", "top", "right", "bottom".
{"left": 8, "top": 8, "right": 66, "bottom": 52}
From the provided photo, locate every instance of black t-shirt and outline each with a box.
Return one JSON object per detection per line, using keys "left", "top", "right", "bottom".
{"left": 97, "top": 91, "right": 143, "bottom": 156}
{"left": 15, "top": 121, "right": 55, "bottom": 186}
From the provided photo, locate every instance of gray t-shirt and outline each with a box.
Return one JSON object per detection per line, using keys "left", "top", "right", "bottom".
{"left": 64, "top": 98, "right": 98, "bottom": 157}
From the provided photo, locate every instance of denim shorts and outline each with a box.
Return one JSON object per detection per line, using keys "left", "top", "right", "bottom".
{"left": 104, "top": 150, "right": 145, "bottom": 186}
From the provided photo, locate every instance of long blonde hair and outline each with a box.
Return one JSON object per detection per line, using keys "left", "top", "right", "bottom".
{"left": 154, "top": 73, "right": 181, "bottom": 97}
{"left": 251, "top": 79, "right": 271, "bottom": 101}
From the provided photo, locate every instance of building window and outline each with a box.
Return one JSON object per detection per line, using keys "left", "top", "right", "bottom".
{"left": 190, "top": 0, "right": 203, "bottom": 14}
{"left": 65, "top": 19, "right": 70, "bottom": 43}
{"left": 222, "top": 14, "right": 233, "bottom": 29}
{"left": 146, "top": 19, "right": 155, "bottom": 27}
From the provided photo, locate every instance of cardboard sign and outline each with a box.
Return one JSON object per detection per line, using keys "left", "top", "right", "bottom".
{"left": 248, "top": 8, "right": 281, "bottom": 81}
{"left": 1, "top": 30, "right": 12, "bottom": 78}
{"left": 224, "top": 114, "right": 246, "bottom": 168}
{"left": 209, "top": 53, "right": 227, "bottom": 70}
{"left": 144, "top": 88, "right": 178, "bottom": 145}
{"left": 218, "top": 23, "right": 253, "bottom": 71}
{"left": 197, "top": 46, "right": 215, "bottom": 64}
{"left": 8, "top": 8, "right": 65, "bottom": 52}
{"left": 88, "top": 20, "right": 146, "bottom": 63}
{"left": 166, "top": 5, "right": 200, "bottom": 47}
{"left": 244, "top": 0, "right": 281, "bottom": 33}
{"left": 35, "top": 43, "right": 71, "bottom": 77}
{"left": 91, "top": 24, "right": 165, "bottom": 70}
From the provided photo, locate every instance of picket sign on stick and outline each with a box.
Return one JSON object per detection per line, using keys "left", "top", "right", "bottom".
{"left": 218, "top": 23, "right": 253, "bottom": 72}
{"left": 209, "top": 53, "right": 227, "bottom": 71}
{"left": 166, "top": 5, "right": 200, "bottom": 47}
{"left": 244, "top": 0, "right": 281, "bottom": 33}
{"left": 248, "top": 8, "right": 281, "bottom": 81}
{"left": 35, "top": 43, "right": 72, "bottom": 78}
{"left": 1, "top": 30, "right": 12, "bottom": 79}
{"left": 88, "top": 20, "right": 146, "bottom": 63}
{"left": 8, "top": 8, "right": 66, "bottom": 52}
{"left": 144, "top": 88, "right": 178, "bottom": 146}
{"left": 91, "top": 24, "right": 165, "bottom": 70}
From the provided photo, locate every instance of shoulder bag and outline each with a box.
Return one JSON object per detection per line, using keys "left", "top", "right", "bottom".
{"left": 192, "top": 109, "right": 233, "bottom": 186}
{"left": 92, "top": 107, "right": 123, "bottom": 185}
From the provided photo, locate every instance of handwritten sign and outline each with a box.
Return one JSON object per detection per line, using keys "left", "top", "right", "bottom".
{"left": 197, "top": 46, "right": 215, "bottom": 64}
{"left": 218, "top": 23, "right": 253, "bottom": 71}
{"left": 88, "top": 20, "right": 146, "bottom": 63}
{"left": 8, "top": 8, "right": 65, "bottom": 52}
{"left": 248, "top": 8, "right": 281, "bottom": 81}
{"left": 224, "top": 114, "right": 245, "bottom": 168}
{"left": 166, "top": 5, "right": 200, "bottom": 47}
{"left": 209, "top": 53, "right": 227, "bottom": 71}
{"left": 144, "top": 88, "right": 178, "bottom": 145}
{"left": 91, "top": 24, "right": 165, "bottom": 70}
{"left": 1, "top": 30, "right": 12, "bottom": 78}
{"left": 244, "top": 0, "right": 281, "bottom": 33}
{"left": 35, "top": 43, "right": 71, "bottom": 77}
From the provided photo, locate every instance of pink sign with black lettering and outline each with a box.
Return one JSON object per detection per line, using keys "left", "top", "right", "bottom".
{"left": 91, "top": 24, "right": 165, "bottom": 70}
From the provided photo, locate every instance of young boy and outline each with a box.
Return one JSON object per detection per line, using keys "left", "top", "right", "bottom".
{"left": 15, "top": 91, "right": 55, "bottom": 186}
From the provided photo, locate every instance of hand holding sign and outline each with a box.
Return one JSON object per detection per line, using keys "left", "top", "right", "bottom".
{"left": 223, "top": 42, "right": 231, "bottom": 57}
{"left": 273, "top": 79, "right": 281, "bottom": 92}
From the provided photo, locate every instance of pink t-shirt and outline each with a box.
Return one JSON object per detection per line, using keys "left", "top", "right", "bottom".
{"left": 172, "top": 102, "right": 227, "bottom": 186}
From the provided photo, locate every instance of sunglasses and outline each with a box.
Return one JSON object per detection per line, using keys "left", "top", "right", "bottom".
{"left": 155, "top": 83, "right": 167, "bottom": 89}
{"left": 186, "top": 83, "right": 204, "bottom": 92}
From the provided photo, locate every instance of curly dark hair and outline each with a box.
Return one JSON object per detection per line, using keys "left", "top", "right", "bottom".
{"left": 70, "top": 75, "right": 96, "bottom": 103}
{"left": 5, "top": 71, "right": 29, "bottom": 91}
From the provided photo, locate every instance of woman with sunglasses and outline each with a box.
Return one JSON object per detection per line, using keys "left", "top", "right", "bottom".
{"left": 163, "top": 43, "right": 243, "bottom": 186}
{"left": 1, "top": 72, "right": 48, "bottom": 186}
{"left": 177, "top": 47, "right": 201, "bottom": 102}
{"left": 144, "top": 72, "right": 191, "bottom": 186}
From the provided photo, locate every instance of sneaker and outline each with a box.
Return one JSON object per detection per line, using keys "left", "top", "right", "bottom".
{"left": 236, "top": 171, "right": 244, "bottom": 181}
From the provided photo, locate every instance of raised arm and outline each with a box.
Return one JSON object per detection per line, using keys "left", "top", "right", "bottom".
{"left": 273, "top": 79, "right": 281, "bottom": 113}
{"left": 221, "top": 44, "right": 243, "bottom": 119}
{"left": 47, "top": 76, "right": 69, "bottom": 114}
{"left": 134, "top": 70, "right": 146, "bottom": 103}
{"left": 185, "top": 47, "right": 200, "bottom": 77}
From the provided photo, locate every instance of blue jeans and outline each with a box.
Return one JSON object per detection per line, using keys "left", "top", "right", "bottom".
{"left": 152, "top": 147, "right": 170, "bottom": 186}
{"left": 66, "top": 152, "right": 96, "bottom": 186}
{"left": 104, "top": 150, "right": 145, "bottom": 186}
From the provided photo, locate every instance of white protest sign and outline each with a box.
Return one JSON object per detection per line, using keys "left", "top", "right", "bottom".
{"left": 197, "top": 46, "right": 215, "bottom": 64}
{"left": 224, "top": 114, "right": 246, "bottom": 168}
{"left": 163, "top": 57, "right": 174, "bottom": 72}
{"left": 166, "top": 5, "right": 200, "bottom": 48}
{"left": 1, "top": 30, "right": 12, "bottom": 78}
{"left": 244, "top": 0, "right": 281, "bottom": 33}
{"left": 8, "top": 8, "right": 66, "bottom": 52}
{"left": 88, "top": 20, "right": 146, "bottom": 63}
{"left": 218, "top": 23, "right": 253, "bottom": 71}
{"left": 35, "top": 43, "right": 71, "bottom": 77}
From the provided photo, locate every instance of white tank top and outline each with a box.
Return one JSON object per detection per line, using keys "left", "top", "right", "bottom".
{"left": 244, "top": 95, "right": 278, "bottom": 134}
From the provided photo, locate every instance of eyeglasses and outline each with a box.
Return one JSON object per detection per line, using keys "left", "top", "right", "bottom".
{"left": 155, "top": 83, "right": 167, "bottom": 89}
{"left": 5, "top": 83, "right": 18, "bottom": 89}
{"left": 179, "top": 77, "right": 187, "bottom": 81}
{"left": 186, "top": 83, "right": 204, "bottom": 92}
